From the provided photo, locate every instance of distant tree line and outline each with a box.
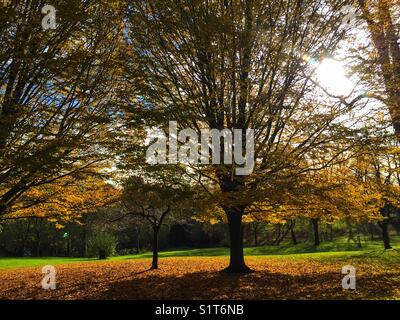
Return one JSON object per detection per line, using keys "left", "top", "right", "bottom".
{"left": 1, "top": 213, "right": 399, "bottom": 258}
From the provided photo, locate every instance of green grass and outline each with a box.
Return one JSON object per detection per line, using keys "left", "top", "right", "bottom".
{"left": 0, "top": 257, "right": 91, "bottom": 270}
{"left": 1, "top": 236, "right": 399, "bottom": 270}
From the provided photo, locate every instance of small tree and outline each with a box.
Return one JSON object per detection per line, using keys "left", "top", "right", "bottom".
{"left": 117, "top": 170, "right": 194, "bottom": 270}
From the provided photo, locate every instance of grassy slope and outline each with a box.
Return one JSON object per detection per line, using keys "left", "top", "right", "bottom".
{"left": 0, "top": 236, "right": 399, "bottom": 270}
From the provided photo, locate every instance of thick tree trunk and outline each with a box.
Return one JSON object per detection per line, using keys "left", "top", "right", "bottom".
{"left": 151, "top": 227, "right": 159, "bottom": 270}
{"left": 380, "top": 220, "right": 392, "bottom": 249}
{"left": 223, "top": 209, "right": 252, "bottom": 273}
{"left": 311, "top": 218, "right": 320, "bottom": 246}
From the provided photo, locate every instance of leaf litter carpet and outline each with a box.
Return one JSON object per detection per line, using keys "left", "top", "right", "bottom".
{"left": 0, "top": 257, "right": 399, "bottom": 300}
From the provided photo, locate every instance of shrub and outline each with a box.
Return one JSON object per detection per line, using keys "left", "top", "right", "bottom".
{"left": 87, "top": 233, "right": 117, "bottom": 259}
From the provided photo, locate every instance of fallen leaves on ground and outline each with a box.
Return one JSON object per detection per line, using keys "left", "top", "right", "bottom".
{"left": 0, "top": 257, "right": 399, "bottom": 300}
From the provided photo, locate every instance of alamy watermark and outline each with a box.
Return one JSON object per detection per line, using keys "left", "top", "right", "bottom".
{"left": 341, "top": 265, "right": 356, "bottom": 290}
{"left": 339, "top": 5, "right": 357, "bottom": 33}
{"left": 41, "top": 4, "right": 57, "bottom": 30}
{"left": 1, "top": 2, "right": 57, "bottom": 30}
{"left": 146, "top": 121, "right": 255, "bottom": 175}
{"left": 41, "top": 265, "right": 56, "bottom": 290}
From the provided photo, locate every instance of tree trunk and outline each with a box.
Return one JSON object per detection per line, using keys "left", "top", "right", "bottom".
{"left": 380, "top": 220, "right": 392, "bottom": 249}
{"left": 83, "top": 217, "right": 88, "bottom": 257}
{"left": 290, "top": 224, "right": 298, "bottom": 245}
{"left": 311, "top": 218, "right": 320, "bottom": 246}
{"left": 369, "top": 223, "right": 375, "bottom": 240}
{"left": 19, "top": 222, "right": 30, "bottom": 256}
{"left": 66, "top": 236, "right": 71, "bottom": 257}
{"left": 253, "top": 223, "right": 258, "bottom": 247}
{"left": 136, "top": 225, "right": 141, "bottom": 254}
{"left": 151, "top": 227, "right": 159, "bottom": 270}
{"left": 358, "top": 0, "right": 400, "bottom": 138}
{"left": 99, "top": 249, "right": 106, "bottom": 260}
{"left": 348, "top": 224, "right": 354, "bottom": 242}
{"left": 83, "top": 230, "right": 88, "bottom": 257}
{"left": 36, "top": 240, "right": 41, "bottom": 257}
{"left": 273, "top": 224, "right": 291, "bottom": 245}
{"left": 223, "top": 209, "right": 252, "bottom": 273}
{"left": 356, "top": 235, "right": 362, "bottom": 248}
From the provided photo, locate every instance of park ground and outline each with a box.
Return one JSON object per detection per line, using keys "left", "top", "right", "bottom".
{"left": 0, "top": 237, "right": 399, "bottom": 300}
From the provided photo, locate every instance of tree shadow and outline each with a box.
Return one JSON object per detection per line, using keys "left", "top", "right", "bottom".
{"left": 85, "top": 269, "right": 399, "bottom": 300}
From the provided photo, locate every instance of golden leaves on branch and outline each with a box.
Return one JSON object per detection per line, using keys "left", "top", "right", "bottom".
{"left": 3, "top": 174, "right": 121, "bottom": 225}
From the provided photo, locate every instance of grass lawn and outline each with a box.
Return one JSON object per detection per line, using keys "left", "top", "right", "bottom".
{"left": 0, "top": 236, "right": 399, "bottom": 270}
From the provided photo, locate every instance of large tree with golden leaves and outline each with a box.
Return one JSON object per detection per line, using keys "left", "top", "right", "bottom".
{"left": 124, "top": 0, "right": 361, "bottom": 273}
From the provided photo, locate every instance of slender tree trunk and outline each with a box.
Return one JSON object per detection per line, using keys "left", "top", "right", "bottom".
{"left": 83, "top": 217, "right": 88, "bottom": 257}
{"left": 136, "top": 226, "right": 141, "bottom": 254}
{"left": 380, "top": 220, "right": 392, "bottom": 249}
{"left": 19, "top": 222, "right": 30, "bottom": 256}
{"left": 311, "top": 218, "right": 320, "bottom": 246}
{"left": 348, "top": 224, "right": 354, "bottom": 242}
{"left": 369, "top": 223, "right": 375, "bottom": 240}
{"left": 356, "top": 235, "right": 362, "bottom": 248}
{"left": 253, "top": 223, "right": 258, "bottom": 247}
{"left": 83, "top": 229, "right": 88, "bottom": 257}
{"left": 151, "top": 226, "right": 159, "bottom": 270}
{"left": 36, "top": 240, "right": 41, "bottom": 257}
{"left": 290, "top": 224, "right": 298, "bottom": 245}
{"left": 276, "top": 224, "right": 282, "bottom": 244}
{"left": 66, "top": 234, "right": 72, "bottom": 257}
{"left": 274, "top": 224, "right": 291, "bottom": 245}
{"left": 34, "top": 220, "right": 42, "bottom": 257}
{"left": 223, "top": 209, "right": 252, "bottom": 273}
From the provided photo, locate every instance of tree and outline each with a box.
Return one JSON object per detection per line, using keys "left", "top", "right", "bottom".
{"left": 356, "top": 0, "right": 400, "bottom": 137}
{"left": 1, "top": 173, "right": 120, "bottom": 225}
{"left": 290, "top": 220, "right": 298, "bottom": 245}
{"left": 124, "top": 0, "right": 357, "bottom": 273}
{"left": 117, "top": 170, "right": 195, "bottom": 270}
{"left": 0, "top": 0, "right": 125, "bottom": 216}
{"left": 352, "top": 129, "right": 400, "bottom": 249}
{"left": 310, "top": 218, "right": 321, "bottom": 246}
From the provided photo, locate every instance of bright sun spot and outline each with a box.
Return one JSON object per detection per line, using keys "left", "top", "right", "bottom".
{"left": 315, "top": 59, "right": 354, "bottom": 96}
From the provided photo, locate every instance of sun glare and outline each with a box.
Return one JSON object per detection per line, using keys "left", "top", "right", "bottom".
{"left": 315, "top": 58, "right": 354, "bottom": 96}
